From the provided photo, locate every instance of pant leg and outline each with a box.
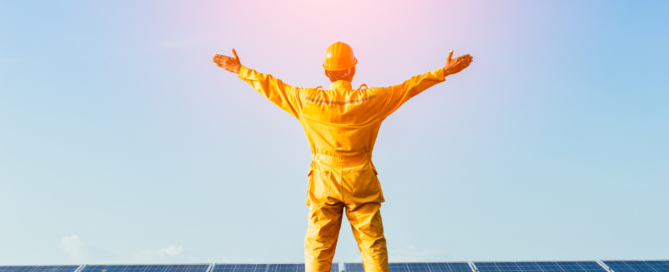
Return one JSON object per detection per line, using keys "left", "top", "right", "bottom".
{"left": 305, "top": 201, "right": 345, "bottom": 272}
{"left": 346, "top": 202, "right": 388, "bottom": 272}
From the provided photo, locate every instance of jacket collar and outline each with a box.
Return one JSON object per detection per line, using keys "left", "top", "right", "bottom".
{"left": 329, "top": 80, "right": 352, "bottom": 90}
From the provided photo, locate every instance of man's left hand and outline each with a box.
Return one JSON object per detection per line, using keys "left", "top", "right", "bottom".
{"left": 212, "top": 49, "right": 242, "bottom": 74}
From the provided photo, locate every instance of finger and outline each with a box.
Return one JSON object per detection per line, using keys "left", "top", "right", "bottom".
{"left": 457, "top": 56, "right": 472, "bottom": 64}
{"left": 232, "top": 48, "right": 240, "bottom": 61}
{"left": 447, "top": 50, "right": 454, "bottom": 63}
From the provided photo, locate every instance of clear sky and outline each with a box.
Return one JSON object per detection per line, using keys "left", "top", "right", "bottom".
{"left": 1, "top": 0, "right": 667, "bottom": 265}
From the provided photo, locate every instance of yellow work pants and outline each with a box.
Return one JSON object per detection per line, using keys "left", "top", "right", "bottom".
{"left": 305, "top": 155, "right": 388, "bottom": 272}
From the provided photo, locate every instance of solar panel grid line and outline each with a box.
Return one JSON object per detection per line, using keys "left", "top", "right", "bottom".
{"left": 645, "top": 261, "right": 669, "bottom": 272}
{"left": 650, "top": 261, "right": 669, "bottom": 272}
{"left": 627, "top": 262, "right": 651, "bottom": 272}
{"left": 643, "top": 260, "right": 668, "bottom": 272}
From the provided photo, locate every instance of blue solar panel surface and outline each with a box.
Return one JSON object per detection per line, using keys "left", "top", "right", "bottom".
{"left": 345, "top": 262, "right": 472, "bottom": 272}
{"left": 0, "top": 266, "right": 80, "bottom": 272}
{"left": 213, "top": 264, "right": 338, "bottom": 272}
{"left": 603, "top": 261, "right": 669, "bottom": 272}
{"left": 81, "top": 265, "right": 209, "bottom": 272}
{"left": 473, "top": 262, "right": 607, "bottom": 272}
{"left": 3, "top": 261, "right": 668, "bottom": 272}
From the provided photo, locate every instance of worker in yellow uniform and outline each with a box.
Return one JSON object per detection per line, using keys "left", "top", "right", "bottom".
{"left": 212, "top": 42, "right": 473, "bottom": 272}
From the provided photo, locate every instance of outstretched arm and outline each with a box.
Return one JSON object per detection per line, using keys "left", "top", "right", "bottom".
{"left": 379, "top": 50, "right": 473, "bottom": 118}
{"left": 212, "top": 49, "right": 302, "bottom": 119}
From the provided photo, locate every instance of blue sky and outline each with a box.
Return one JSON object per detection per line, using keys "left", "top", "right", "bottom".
{"left": 0, "top": 0, "right": 667, "bottom": 265}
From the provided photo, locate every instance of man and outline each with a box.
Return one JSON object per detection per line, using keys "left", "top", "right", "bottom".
{"left": 212, "top": 42, "right": 473, "bottom": 272}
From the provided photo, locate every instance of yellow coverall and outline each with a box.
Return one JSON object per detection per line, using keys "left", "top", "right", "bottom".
{"left": 238, "top": 66, "right": 446, "bottom": 272}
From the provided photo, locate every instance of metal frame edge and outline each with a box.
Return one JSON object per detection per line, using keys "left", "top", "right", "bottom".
{"left": 468, "top": 261, "right": 479, "bottom": 272}
{"left": 597, "top": 261, "right": 614, "bottom": 272}
{"left": 74, "top": 265, "right": 87, "bottom": 272}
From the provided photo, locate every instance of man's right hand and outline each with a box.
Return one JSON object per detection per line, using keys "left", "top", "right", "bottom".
{"left": 212, "top": 49, "right": 242, "bottom": 74}
{"left": 443, "top": 50, "right": 473, "bottom": 76}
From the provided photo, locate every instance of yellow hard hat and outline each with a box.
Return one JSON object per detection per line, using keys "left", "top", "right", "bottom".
{"left": 323, "top": 41, "right": 357, "bottom": 71}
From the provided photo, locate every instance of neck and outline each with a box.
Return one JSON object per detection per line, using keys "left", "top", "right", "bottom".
{"left": 329, "top": 75, "right": 354, "bottom": 82}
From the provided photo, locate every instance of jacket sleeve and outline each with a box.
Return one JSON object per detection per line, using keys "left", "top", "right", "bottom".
{"left": 238, "top": 66, "right": 302, "bottom": 119}
{"left": 378, "top": 68, "right": 446, "bottom": 119}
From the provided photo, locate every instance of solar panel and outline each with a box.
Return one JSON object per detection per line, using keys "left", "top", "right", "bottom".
{"left": 345, "top": 263, "right": 364, "bottom": 272}
{"left": 80, "top": 265, "right": 209, "bottom": 272}
{"left": 344, "top": 262, "right": 472, "bottom": 272}
{"left": 473, "top": 262, "right": 607, "bottom": 272}
{"left": 0, "top": 266, "right": 81, "bottom": 272}
{"left": 3, "top": 261, "right": 666, "bottom": 272}
{"left": 603, "top": 261, "right": 669, "bottom": 272}
{"left": 212, "top": 263, "right": 339, "bottom": 272}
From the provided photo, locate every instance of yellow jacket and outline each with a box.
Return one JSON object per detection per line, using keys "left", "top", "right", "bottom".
{"left": 238, "top": 66, "right": 445, "bottom": 172}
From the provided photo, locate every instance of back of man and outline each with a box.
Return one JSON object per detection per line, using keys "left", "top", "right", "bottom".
{"left": 302, "top": 81, "right": 383, "bottom": 161}
{"left": 213, "top": 42, "right": 473, "bottom": 272}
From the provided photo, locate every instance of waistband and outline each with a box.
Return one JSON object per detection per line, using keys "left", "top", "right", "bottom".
{"left": 311, "top": 153, "right": 372, "bottom": 169}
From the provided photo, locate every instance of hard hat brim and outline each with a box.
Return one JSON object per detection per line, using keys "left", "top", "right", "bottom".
{"left": 323, "top": 57, "right": 358, "bottom": 71}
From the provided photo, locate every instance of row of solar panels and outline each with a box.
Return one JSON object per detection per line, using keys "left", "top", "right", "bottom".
{"left": 0, "top": 261, "right": 668, "bottom": 272}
